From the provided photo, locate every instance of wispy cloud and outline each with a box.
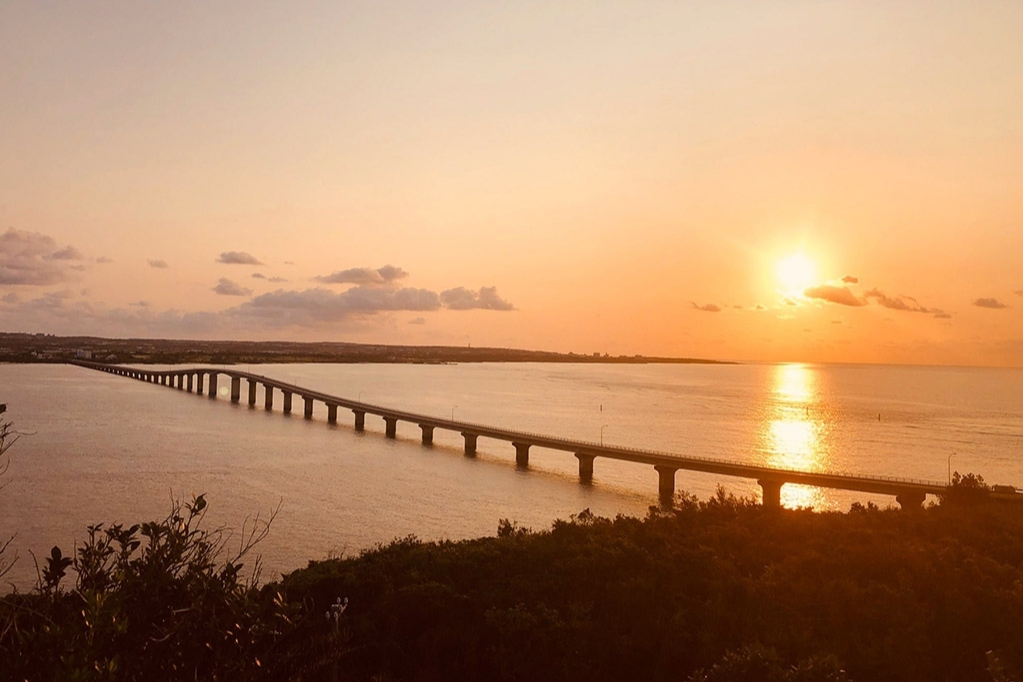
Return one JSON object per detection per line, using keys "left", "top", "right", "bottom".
{"left": 213, "top": 278, "right": 253, "bottom": 297}
{"left": 148, "top": 259, "right": 168, "bottom": 269}
{"left": 804, "top": 285, "right": 866, "bottom": 307}
{"left": 95, "top": 256, "right": 113, "bottom": 264}
{"left": 315, "top": 265, "right": 409, "bottom": 286}
{"left": 440, "top": 286, "right": 515, "bottom": 311}
{"left": 0, "top": 229, "right": 85, "bottom": 285}
{"left": 252, "top": 273, "right": 267, "bottom": 279}
{"left": 408, "top": 317, "right": 427, "bottom": 325}
{"left": 974, "top": 297, "right": 1008, "bottom": 310}
{"left": 863, "top": 288, "right": 946, "bottom": 317}
{"left": 690, "top": 302, "right": 721, "bottom": 313}
{"left": 841, "top": 275, "right": 859, "bottom": 284}
{"left": 216, "top": 251, "right": 264, "bottom": 266}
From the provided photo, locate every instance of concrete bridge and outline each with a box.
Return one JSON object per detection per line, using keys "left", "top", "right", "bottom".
{"left": 71, "top": 361, "right": 950, "bottom": 509}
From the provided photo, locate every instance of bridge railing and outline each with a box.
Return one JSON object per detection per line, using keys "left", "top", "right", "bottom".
{"left": 79, "top": 362, "right": 947, "bottom": 489}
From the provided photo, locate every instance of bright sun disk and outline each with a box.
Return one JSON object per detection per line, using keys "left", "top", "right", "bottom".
{"left": 776, "top": 253, "right": 817, "bottom": 295}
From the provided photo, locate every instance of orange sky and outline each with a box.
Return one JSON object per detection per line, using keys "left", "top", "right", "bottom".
{"left": 1, "top": 2, "right": 1021, "bottom": 366}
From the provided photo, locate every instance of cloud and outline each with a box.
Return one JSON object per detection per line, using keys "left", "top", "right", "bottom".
{"left": 315, "top": 265, "right": 409, "bottom": 286}
{"left": 934, "top": 311, "right": 952, "bottom": 319}
{"left": 804, "top": 285, "right": 866, "bottom": 307}
{"left": 841, "top": 275, "right": 859, "bottom": 284}
{"left": 0, "top": 228, "right": 84, "bottom": 285}
{"left": 690, "top": 302, "right": 722, "bottom": 313}
{"left": 95, "top": 256, "right": 113, "bottom": 264}
{"left": 148, "top": 259, "right": 168, "bottom": 269}
{"left": 863, "top": 288, "right": 945, "bottom": 316}
{"left": 252, "top": 273, "right": 267, "bottom": 279}
{"left": 46, "top": 246, "right": 85, "bottom": 261}
{"left": 231, "top": 286, "right": 442, "bottom": 327}
{"left": 440, "top": 286, "right": 515, "bottom": 311}
{"left": 216, "top": 251, "right": 264, "bottom": 266}
{"left": 408, "top": 317, "right": 427, "bottom": 325}
{"left": 213, "top": 278, "right": 253, "bottom": 297}
{"left": 754, "top": 304, "right": 767, "bottom": 311}
{"left": 268, "top": 276, "right": 288, "bottom": 283}
{"left": 1015, "top": 289, "right": 1022, "bottom": 297}
{"left": 973, "top": 297, "right": 1008, "bottom": 310}
{"left": 1, "top": 292, "right": 19, "bottom": 304}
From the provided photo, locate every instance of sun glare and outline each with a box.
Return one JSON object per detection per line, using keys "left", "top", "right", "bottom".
{"left": 776, "top": 253, "right": 817, "bottom": 296}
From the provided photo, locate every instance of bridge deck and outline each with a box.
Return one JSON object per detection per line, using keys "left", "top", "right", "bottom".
{"left": 71, "top": 361, "right": 955, "bottom": 500}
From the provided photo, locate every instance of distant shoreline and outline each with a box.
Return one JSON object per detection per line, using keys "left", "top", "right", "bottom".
{"left": 0, "top": 332, "right": 732, "bottom": 366}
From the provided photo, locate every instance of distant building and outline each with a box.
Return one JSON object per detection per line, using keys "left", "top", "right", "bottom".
{"left": 74, "top": 349, "right": 92, "bottom": 360}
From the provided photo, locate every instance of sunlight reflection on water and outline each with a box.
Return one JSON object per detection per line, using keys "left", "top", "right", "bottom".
{"left": 763, "top": 364, "right": 830, "bottom": 509}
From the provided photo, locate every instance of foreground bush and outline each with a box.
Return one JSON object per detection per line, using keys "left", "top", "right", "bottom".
{"left": 5, "top": 489, "right": 1023, "bottom": 681}
{"left": 0, "top": 496, "right": 334, "bottom": 681}
{"left": 284, "top": 492, "right": 1023, "bottom": 682}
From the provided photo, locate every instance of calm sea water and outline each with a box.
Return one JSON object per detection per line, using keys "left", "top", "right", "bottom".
{"left": 1, "top": 362, "right": 1021, "bottom": 590}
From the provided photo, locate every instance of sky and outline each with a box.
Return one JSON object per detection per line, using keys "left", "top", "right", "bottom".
{"left": 1, "top": 1, "right": 1021, "bottom": 366}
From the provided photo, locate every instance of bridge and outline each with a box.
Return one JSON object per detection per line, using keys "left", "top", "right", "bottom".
{"left": 72, "top": 360, "right": 953, "bottom": 509}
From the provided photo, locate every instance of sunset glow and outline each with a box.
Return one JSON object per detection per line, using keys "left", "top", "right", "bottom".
{"left": 0, "top": 2, "right": 1020, "bottom": 366}
{"left": 776, "top": 254, "right": 818, "bottom": 298}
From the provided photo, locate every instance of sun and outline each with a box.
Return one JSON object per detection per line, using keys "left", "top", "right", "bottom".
{"left": 776, "top": 253, "right": 817, "bottom": 296}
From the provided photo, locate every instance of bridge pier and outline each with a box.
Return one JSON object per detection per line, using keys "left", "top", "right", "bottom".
{"left": 327, "top": 404, "right": 338, "bottom": 424}
{"left": 420, "top": 424, "right": 434, "bottom": 446}
{"left": 759, "top": 479, "right": 783, "bottom": 508}
{"left": 655, "top": 465, "right": 678, "bottom": 506}
{"left": 248, "top": 379, "right": 257, "bottom": 406}
{"left": 230, "top": 377, "right": 241, "bottom": 403}
{"left": 384, "top": 417, "right": 398, "bottom": 438}
{"left": 196, "top": 373, "right": 204, "bottom": 394}
{"left": 353, "top": 410, "right": 365, "bottom": 432}
{"left": 178, "top": 374, "right": 185, "bottom": 390}
{"left": 462, "top": 432, "right": 479, "bottom": 457}
{"left": 283, "top": 391, "right": 293, "bottom": 414}
{"left": 513, "top": 442, "right": 530, "bottom": 469}
{"left": 207, "top": 373, "right": 218, "bottom": 398}
{"left": 264, "top": 385, "right": 274, "bottom": 411}
{"left": 304, "top": 396, "right": 314, "bottom": 419}
{"left": 186, "top": 373, "right": 194, "bottom": 393}
{"left": 896, "top": 491, "right": 927, "bottom": 510}
{"left": 575, "top": 453, "right": 595, "bottom": 484}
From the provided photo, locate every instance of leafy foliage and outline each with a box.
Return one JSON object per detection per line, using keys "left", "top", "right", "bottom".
{"left": 283, "top": 491, "right": 1023, "bottom": 682}
{"left": 0, "top": 496, "right": 335, "bottom": 681}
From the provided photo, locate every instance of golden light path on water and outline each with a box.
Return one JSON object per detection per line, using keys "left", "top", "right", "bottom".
{"left": 763, "top": 364, "right": 831, "bottom": 509}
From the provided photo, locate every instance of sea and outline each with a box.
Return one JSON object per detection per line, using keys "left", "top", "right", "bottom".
{"left": 1, "top": 361, "right": 1021, "bottom": 591}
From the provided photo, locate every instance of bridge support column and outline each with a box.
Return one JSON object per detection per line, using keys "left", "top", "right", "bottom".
{"left": 230, "top": 377, "right": 241, "bottom": 403}
{"left": 186, "top": 373, "right": 194, "bottom": 393}
{"left": 264, "top": 385, "right": 274, "bottom": 411}
{"left": 655, "top": 465, "right": 678, "bottom": 507}
{"left": 384, "top": 417, "right": 398, "bottom": 438}
{"left": 462, "top": 432, "right": 478, "bottom": 457}
{"left": 759, "top": 479, "right": 783, "bottom": 508}
{"left": 178, "top": 374, "right": 185, "bottom": 390}
{"left": 248, "top": 380, "right": 257, "bottom": 406}
{"left": 158, "top": 375, "right": 164, "bottom": 386}
{"left": 896, "top": 491, "right": 926, "bottom": 510}
{"left": 327, "top": 404, "right": 338, "bottom": 424}
{"left": 512, "top": 442, "right": 530, "bottom": 469}
{"left": 575, "top": 453, "right": 595, "bottom": 484}
{"left": 196, "top": 373, "right": 204, "bottom": 394}
{"left": 283, "top": 391, "right": 292, "bottom": 414}
{"left": 207, "top": 373, "right": 218, "bottom": 398}
{"left": 304, "top": 397, "right": 314, "bottom": 420}
{"left": 420, "top": 424, "right": 434, "bottom": 446}
{"left": 353, "top": 410, "right": 365, "bottom": 432}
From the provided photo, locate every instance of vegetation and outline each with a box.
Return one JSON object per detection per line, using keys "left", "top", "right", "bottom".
{"left": 3, "top": 477, "right": 1023, "bottom": 680}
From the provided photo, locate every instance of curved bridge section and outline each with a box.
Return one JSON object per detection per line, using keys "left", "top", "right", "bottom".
{"left": 71, "top": 361, "right": 948, "bottom": 509}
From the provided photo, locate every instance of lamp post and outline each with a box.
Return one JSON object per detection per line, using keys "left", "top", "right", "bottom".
{"left": 357, "top": 391, "right": 363, "bottom": 402}
{"left": 948, "top": 452, "right": 955, "bottom": 485}
{"left": 600, "top": 424, "right": 608, "bottom": 446}
{"left": 451, "top": 405, "right": 458, "bottom": 421}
